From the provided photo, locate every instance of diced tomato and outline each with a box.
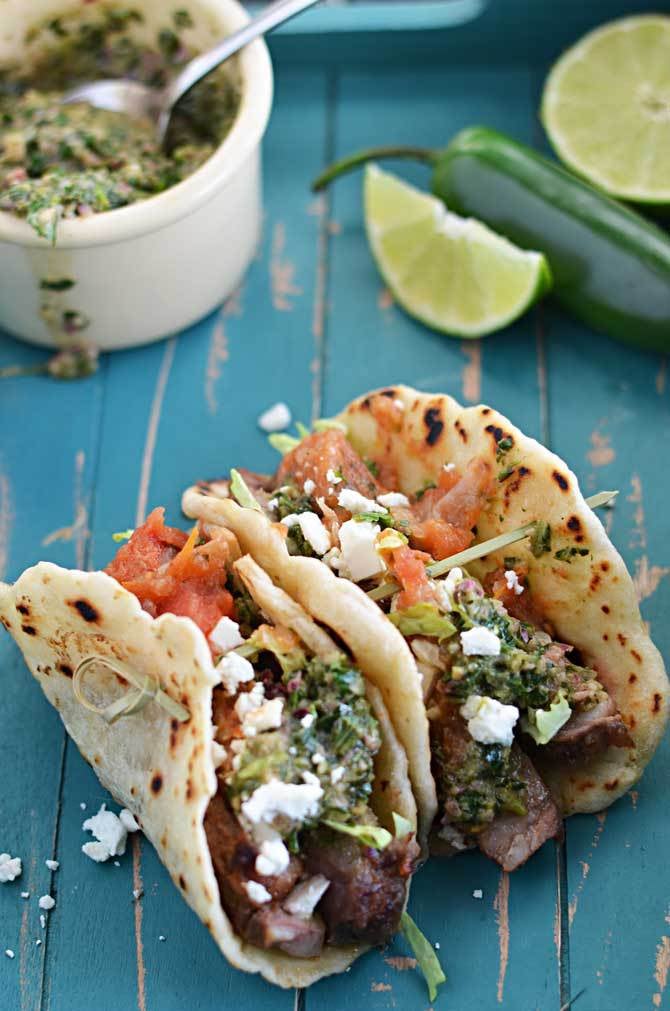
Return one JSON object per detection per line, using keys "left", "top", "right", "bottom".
{"left": 106, "top": 510, "right": 234, "bottom": 638}
{"left": 367, "top": 392, "right": 405, "bottom": 433}
{"left": 483, "top": 566, "right": 545, "bottom": 627}
{"left": 413, "top": 458, "right": 492, "bottom": 528}
{"left": 105, "top": 507, "right": 188, "bottom": 583}
{"left": 276, "top": 430, "right": 380, "bottom": 507}
{"left": 390, "top": 545, "right": 436, "bottom": 610}
{"left": 410, "top": 519, "right": 473, "bottom": 561}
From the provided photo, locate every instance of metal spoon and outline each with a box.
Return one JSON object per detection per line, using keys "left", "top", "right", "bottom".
{"left": 62, "top": 0, "right": 321, "bottom": 147}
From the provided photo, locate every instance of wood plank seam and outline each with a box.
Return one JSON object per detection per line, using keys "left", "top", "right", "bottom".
{"left": 38, "top": 736, "right": 69, "bottom": 1011}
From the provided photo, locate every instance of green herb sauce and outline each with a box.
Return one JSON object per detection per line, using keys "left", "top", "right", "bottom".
{"left": 0, "top": 7, "right": 241, "bottom": 241}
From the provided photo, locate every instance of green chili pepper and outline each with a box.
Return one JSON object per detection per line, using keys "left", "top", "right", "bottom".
{"left": 312, "top": 126, "right": 670, "bottom": 352}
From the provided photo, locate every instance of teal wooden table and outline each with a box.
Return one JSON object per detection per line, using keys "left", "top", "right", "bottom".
{"left": 1, "top": 2, "right": 668, "bottom": 1008}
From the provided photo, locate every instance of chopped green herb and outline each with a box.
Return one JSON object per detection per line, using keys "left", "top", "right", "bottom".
{"left": 495, "top": 435, "right": 514, "bottom": 461}
{"left": 498, "top": 464, "right": 516, "bottom": 482}
{"left": 173, "top": 9, "right": 194, "bottom": 28}
{"left": 157, "top": 28, "right": 180, "bottom": 61}
{"left": 313, "top": 417, "right": 348, "bottom": 434}
{"left": 554, "top": 546, "right": 590, "bottom": 562}
{"left": 364, "top": 458, "right": 379, "bottom": 478}
{"left": 530, "top": 521, "right": 552, "bottom": 557}
{"left": 39, "top": 277, "right": 75, "bottom": 292}
{"left": 400, "top": 912, "right": 446, "bottom": 1003}
{"left": 353, "top": 511, "right": 397, "bottom": 529}
{"left": 415, "top": 480, "right": 437, "bottom": 500}
{"left": 295, "top": 421, "right": 311, "bottom": 439}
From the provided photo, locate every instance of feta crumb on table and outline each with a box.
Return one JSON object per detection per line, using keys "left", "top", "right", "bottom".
{"left": 119, "top": 809, "right": 140, "bottom": 833}
{"left": 0, "top": 854, "right": 22, "bottom": 883}
{"left": 82, "top": 804, "right": 128, "bottom": 859}
{"left": 257, "top": 402, "right": 292, "bottom": 433}
{"left": 45, "top": 860, "right": 59, "bottom": 871}
{"left": 5, "top": 950, "right": 14, "bottom": 959}
{"left": 38, "top": 895, "right": 55, "bottom": 911}
{"left": 473, "top": 889, "right": 483, "bottom": 899}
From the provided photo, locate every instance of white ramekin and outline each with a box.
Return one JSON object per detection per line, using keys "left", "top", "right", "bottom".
{"left": 0, "top": 0, "right": 273, "bottom": 350}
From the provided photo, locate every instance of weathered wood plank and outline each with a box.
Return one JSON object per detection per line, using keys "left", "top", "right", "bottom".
{"left": 309, "top": 63, "right": 561, "bottom": 1010}
{"left": 544, "top": 310, "right": 670, "bottom": 1011}
{"left": 0, "top": 336, "right": 104, "bottom": 1011}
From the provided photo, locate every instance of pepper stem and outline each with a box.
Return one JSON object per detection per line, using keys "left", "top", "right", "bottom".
{"left": 312, "top": 145, "right": 437, "bottom": 192}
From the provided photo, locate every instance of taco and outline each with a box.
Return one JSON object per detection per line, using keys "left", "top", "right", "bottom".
{"left": 182, "top": 385, "right": 668, "bottom": 872}
{"left": 0, "top": 509, "right": 422, "bottom": 987}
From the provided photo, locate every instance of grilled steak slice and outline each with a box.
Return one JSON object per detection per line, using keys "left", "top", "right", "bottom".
{"left": 477, "top": 748, "right": 562, "bottom": 872}
{"left": 543, "top": 697, "right": 633, "bottom": 761}
{"left": 204, "top": 794, "right": 325, "bottom": 956}
{"left": 303, "top": 829, "right": 419, "bottom": 946}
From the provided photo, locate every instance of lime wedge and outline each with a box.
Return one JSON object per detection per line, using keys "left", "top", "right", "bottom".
{"left": 364, "top": 165, "right": 551, "bottom": 338}
{"left": 542, "top": 15, "right": 670, "bottom": 204}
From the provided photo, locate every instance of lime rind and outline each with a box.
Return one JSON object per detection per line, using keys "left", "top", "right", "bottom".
{"left": 364, "top": 164, "right": 551, "bottom": 338}
{"left": 542, "top": 15, "right": 670, "bottom": 204}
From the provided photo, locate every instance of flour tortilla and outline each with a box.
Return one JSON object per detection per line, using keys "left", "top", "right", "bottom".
{"left": 0, "top": 557, "right": 416, "bottom": 987}
{"left": 182, "top": 384, "right": 668, "bottom": 818}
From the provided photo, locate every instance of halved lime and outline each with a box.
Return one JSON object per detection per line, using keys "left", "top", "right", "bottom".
{"left": 364, "top": 164, "right": 551, "bottom": 338}
{"left": 542, "top": 15, "right": 670, "bottom": 204}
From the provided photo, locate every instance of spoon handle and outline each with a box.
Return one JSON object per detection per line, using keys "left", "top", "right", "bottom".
{"left": 165, "top": 0, "right": 321, "bottom": 109}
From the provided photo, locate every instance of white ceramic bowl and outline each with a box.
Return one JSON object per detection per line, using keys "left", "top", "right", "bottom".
{"left": 0, "top": 0, "right": 273, "bottom": 350}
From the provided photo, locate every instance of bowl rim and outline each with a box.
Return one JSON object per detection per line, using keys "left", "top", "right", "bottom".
{"left": 0, "top": 0, "right": 273, "bottom": 249}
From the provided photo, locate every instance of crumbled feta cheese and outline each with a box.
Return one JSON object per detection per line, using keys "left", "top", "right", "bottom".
{"left": 326, "top": 469, "right": 342, "bottom": 485}
{"left": 300, "top": 713, "right": 315, "bottom": 729}
{"left": 0, "top": 854, "right": 22, "bottom": 883}
{"left": 35, "top": 939, "right": 41, "bottom": 947}
{"left": 257, "top": 402, "right": 292, "bottom": 433}
{"left": 158, "top": 935, "right": 166, "bottom": 942}
{"left": 302, "top": 770, "right": 321, "bottom": 787}
{"left": 235, "top": 682, "right": 265, "bottom": 721}
{"left": 39, "top": 915, "right": 46, "bottom": 929}
{"left": 337, "top": 488, "right": 385, "bottom": 515}
{"left": 133, "top": 888, "right": 143, "bottom": 901}
{"left": 38, "top": 895, "right": 55, "bottom": 911}
{"left": 377, "top": 492, "right": 409, "bottom": 508}
{"left": 20, "top": 892, "right": 29, "bottom": 900}
{"left": 218, "top": 652, "right": 255, "bottom": 694}
{"left": 5, "top": 949, "right": 14, "bottom": 959}
{"left": 433, "top": 567, "right": 464, "bottom": 611}
{"left": 281, "top": 512, "right": 331, "bottom": 556}
{"left": 211, "top": 741, "right": 227, "bottom": 768}
{"left": 473, "top": 889, "right": 483, "bottom": 899}
{"left": 113, "top": 861, "right": 121, "bottom": 868}
{"left": 268, "top": 498, "right": 279, "bottom": 511}
{"left": 338, "top": 519, "right": 386, "bottom": 582}
{"left": 83, "top": 805, "right": 127, "bottom": 859}
{"left": 209, "top": 616, "right": 244, "bottom": 654}
{"left": 461, "top": 695, "right": 519, "bottom": 747}
{"left": 242, "top": 698, "right": 284, "bottom": 737}
{"left": 82, "top": 841, "right": 113, "bottom": 863}
{"left": 303, "top": 479, "right": 316, "bottom": 496}
{"left": 504, "top": 569, "right": 524, "bottom": 595}
{"left": 311, "top": 753, "right": 324, "bottom": 765}
{"left": 330, "top": 766, "right": 345, "bottom": 785}
{"left": 79, "top": 803, "right": 86, "bottom": 811}
{"left": 460, "top": 626, "right": 501, "bottom": 657}
{"left": 244, "top": 880, "right": 272, "bottom": 904}
{"left": 283, "top": 875, "right": 330, "bottom": 918}
{"left": 242, "top": 779, "right": 323, "bottom": 827}
{"left": 255, "top": 837, "right": 290, "bottom": 877}
{"left": 119, "top": 810, "right": 140, "bottom": 833}
{"left": 393, "top": 399, "right": 405, "bottom": 411}
{"left": 444, "top": 462, "right": 456, "bottom": 473}
{"left": 435, "top": 942, "right": 441, "bottom": 949}
{"left": 45, "top": 860, "right": 59, "bottom": 871}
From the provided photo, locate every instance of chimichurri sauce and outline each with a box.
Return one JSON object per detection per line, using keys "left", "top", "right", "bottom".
{"left": 0, "top": 7, "right": 241, "bottom": 241}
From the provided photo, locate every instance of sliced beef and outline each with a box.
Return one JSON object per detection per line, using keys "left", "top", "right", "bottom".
{"left": 543, "top": 697, "right": 633, "bottom": 761}
{"left": 477, "top": 748, "right": 562, "bottom": 872}
{"left": 303, "top": 829, "right": 419, "bottom": 946}
{"left": 276, "top": 429, "right": 380, "bottom": 508}
{"left": 204, "top": 794, "right": 324, "bottom": 956}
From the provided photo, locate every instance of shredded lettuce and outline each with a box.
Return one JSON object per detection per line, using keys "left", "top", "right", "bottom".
{"left": 323, "top": 820, "right": 392, "bottom": 850}
{"left": 296, "top": 421, "right": 311, "bottom": 439}
{"left": 268, "top": 432, "right": 301, "bottom": 454}
{"left": 313, "top": 417, "right": 348, "bottom": 433}
{"left": 229, "top": 469, "right": 263, "bottom": 512}
{"left": 400, "top": 912, "right": 446, "bottom": 1002}
{"left": 388, "top": 603, "right": 456, "bottom": 642}
{"left": 112, "top": 529, "right": 134, "bottom": 542}
{"left": 392, "top": 812, "right": 414, "bottom": 839}
{"left": 240, "top": 626, "right": 306, "bottom": 675}
{"left": 521, "top": 690, "right": 572, "bottom": 745}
